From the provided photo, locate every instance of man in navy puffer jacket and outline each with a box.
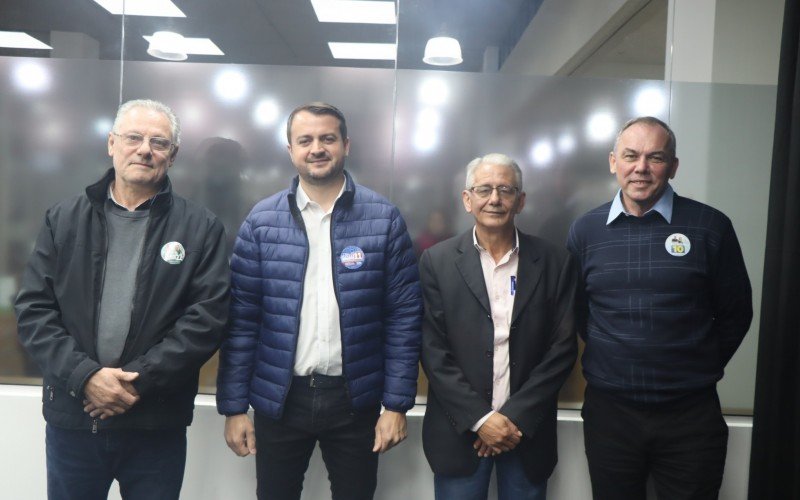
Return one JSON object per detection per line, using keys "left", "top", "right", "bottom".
{"left": 216, "top": 102, "right": 423, "bottom": 499}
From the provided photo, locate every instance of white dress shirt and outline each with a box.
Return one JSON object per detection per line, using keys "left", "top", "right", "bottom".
{"left": 293, "top": 182, "right": 345, "bottom": 376}
{"left": 470, "top": 227, "right": 520, "bottom": 431}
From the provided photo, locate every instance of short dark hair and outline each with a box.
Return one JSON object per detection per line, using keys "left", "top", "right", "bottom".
{"left": 286, "top": 102, "right": 348, "bottom": 143}
{"left": 614, "top": 116, "right": 677, "bottom": 160}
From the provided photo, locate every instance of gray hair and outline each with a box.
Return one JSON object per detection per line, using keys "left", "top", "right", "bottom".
{"left": 465, "top": 153, "right": 523, "bottom": 190}
{"left": 112, "top": 99, "right": 181, "bottom": 145}
{"left": 613, "top": 116, "right": 676, "bottom": 160}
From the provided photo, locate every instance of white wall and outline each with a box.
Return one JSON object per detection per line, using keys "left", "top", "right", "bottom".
{"left": 0, "top": 386, "right": 752, "bottom": 499}
{"left": 501, "top": 0, "right": 648, "bottom": 76}
{"left": 668, "top": 0, "right": 784, "bottom": 84}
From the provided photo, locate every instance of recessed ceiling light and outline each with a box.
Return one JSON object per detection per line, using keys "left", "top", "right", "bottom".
{"left": 0, "top": 31, "right": 52, "bottom": 50}
{"left": 143, "top": 35, "right": 224, "bottom": 56}
{"left": 92, "top": 0, "right": 186, "bottom": 17}
{"left": 328, "top": 42, "right": 396, "bottom": 60}
{"left": 311, "top": 0, "right": 396, "bottom": 24}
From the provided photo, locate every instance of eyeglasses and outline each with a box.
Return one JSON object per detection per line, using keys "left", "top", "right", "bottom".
{"left": 468, "top": 185, "right": 519, "bottom": 199}
{"left": 113, "top": 132, "right": 174, "bottom": 152}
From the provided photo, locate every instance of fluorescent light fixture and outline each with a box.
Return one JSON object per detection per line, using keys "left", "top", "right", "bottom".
{"left": 328, "top": 42, "right": 396, "bottom": 60}
{"left": 143, "top": 35, "right": 224, "bottom": 56}
{"left": 423, "top": 37, "right": 462, "bottom": 66}
{"left": 0, "top": 31, "right": 52, "bottom": 50}
{"left": 311, "top": 0, "right": 396, "bottom": 24}
{"left": 92, "top": 0, "right": 185, "bottom": 17}
{"left": 146, "top": 31, "right": 187, "bottom": 61}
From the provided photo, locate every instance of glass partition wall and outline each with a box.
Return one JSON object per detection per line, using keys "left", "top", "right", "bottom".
{"left": 0, "top": 0, "right": 782, "bottom": 414}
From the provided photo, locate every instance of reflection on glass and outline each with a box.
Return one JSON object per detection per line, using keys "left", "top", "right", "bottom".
{"left": 12, "top": 60, "right": 51, "bottom": 93}
{"left": 558, "top": 133, "right": 576, "bottom": 154}
{"left": 253, "top": 99, "right": 281, "bottom": 127}
{"left": 213, "top": 69, "right": 249, "bottom": 103}
{"left": 634, "top": 86, "right": 668, "bottom": 116}
{"left": 530, "top": 139, "right": 554, "bottom": 168}
{"left": 586, "top": 111, "right": 617, "bottom": 143}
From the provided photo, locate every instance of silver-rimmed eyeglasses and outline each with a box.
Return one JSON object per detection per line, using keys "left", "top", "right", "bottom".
{"left": 112, "top": 132, "right": 174, "bottom": 152}
{"left": 468, "top": 185, "right": 519, "bottom": 199}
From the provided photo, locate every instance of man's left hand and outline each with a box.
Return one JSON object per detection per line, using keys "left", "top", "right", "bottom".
{"left": 372, "top": 410, "right": 407, "bottom": 453}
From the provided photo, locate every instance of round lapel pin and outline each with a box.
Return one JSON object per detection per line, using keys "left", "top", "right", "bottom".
{"left": 665, "top": 233, "right": 691, "bottom": 257}
{"left": 161, "top": 241, "right": 186, "bottom": 264}
{"left": 340, "top": 245, "right": 365, "bottom": 270}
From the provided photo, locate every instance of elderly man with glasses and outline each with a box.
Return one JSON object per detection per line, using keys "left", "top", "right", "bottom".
{"left": 419, "top": 153, "right": 579, "bottom": 499}
{"left": 15, "top": 99, "right": 230, "bottom": 500}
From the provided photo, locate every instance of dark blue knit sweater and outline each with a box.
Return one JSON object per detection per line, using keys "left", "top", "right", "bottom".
{"left": 567, "top": 193, "right": 752, "bottom": 404}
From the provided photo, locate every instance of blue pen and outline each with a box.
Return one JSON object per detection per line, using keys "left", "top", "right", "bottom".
{"left": 510, "top": 276, "right": 516, "bottom": 295}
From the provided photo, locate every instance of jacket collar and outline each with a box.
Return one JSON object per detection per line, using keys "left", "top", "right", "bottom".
{"left": 86, "top": 168, "right": 173, "bottom": 214}
{"left": 455, "top": 229, "right": 544, "bottom": 325}
{"left": 287, "top": 170, "right": 356, "bottom": 213}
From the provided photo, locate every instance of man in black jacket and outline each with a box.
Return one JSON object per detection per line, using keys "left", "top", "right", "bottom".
{"left": 420, "top": 153, "right": 578, "bottom": 499}
{"left": 14, "top": 99, "right": 230, "bottom": 500}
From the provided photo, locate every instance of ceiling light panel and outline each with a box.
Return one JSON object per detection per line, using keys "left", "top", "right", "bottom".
{"left": 143, "top": 36, "right": 224, "bottom": 56}
{"left": 311, "top": 0, "right": 396, "bottom": 24}
{"left": 328, "top": 42, "right": 396, "bottom": 60}
{"left": 0, "top": 31, "right": 52, "bottom": 50}
{"left": 92, "top": 0, "right": 186, "bottom": 17}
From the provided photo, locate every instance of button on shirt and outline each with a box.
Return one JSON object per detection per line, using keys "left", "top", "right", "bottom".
{"left": 471, "top": 227, "right": 520, "bottom": 431}
{"left": 293, "top": 182, "right": 345, "bottom": 376}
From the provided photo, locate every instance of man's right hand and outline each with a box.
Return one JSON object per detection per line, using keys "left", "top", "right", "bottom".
{"left": 82, "top": 367, "right": 140, "bottom": 419}
{"left": 225, "top": 413, "right": 256, "bottom": 457}
{"left": 476, "top": 412, "right": 522, "bottom": 454}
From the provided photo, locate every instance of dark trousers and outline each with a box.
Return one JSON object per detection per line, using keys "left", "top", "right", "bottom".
{"left": 254, "top": 374, "right": 381, "bottom": 500}
{"left": 582, "top": 386, "right": 729, "bottom": 500}
{"left": 45, "top": 424, "right": 186, "bottom": 500}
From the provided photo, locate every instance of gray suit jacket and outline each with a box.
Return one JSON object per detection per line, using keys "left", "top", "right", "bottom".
{"left": 419, "top": 229, "right": 578, "bottom": 482}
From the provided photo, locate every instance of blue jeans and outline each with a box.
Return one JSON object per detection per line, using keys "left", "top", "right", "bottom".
{"left": 434, "top": 452, "right": 548, "bottom": 500}
{"left": 46, "top": 424, "right": 186, "bottom": 500}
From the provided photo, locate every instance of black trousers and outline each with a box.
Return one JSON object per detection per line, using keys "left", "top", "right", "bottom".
{"left": 582, "top": 386, "right": 729, "bottom": 500}
{"left": 254, "top": 374, "right": 381, "bottom": 500}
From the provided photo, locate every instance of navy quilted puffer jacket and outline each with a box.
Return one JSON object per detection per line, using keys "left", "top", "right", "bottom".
{"left": 216, "top": 171, "right": 422, "bottom": 418}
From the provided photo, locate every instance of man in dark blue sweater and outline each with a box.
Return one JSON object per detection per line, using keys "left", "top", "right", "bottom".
{"left": 567, "top": 116, "right": 752, "bottom": 500}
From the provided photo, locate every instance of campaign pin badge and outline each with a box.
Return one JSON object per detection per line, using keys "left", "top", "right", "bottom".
{"left": 160, "top": 241, "right": 186, "bottom": 264}
{"left": 665, "top": 233, "right": 691, "bottom": 257}
{"left": 340, "top": 245, "right": 365, "bottom": 270}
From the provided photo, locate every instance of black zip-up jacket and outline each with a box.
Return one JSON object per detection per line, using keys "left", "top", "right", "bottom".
{"left": 15, "top": 169, "right": 230, "bottom": 431}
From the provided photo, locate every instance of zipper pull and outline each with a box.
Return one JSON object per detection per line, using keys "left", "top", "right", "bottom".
{"left": 92, "top": 419, "right": 98, "bottom": 434}
{"left": 49, "top": 387, "right": 54, "bottom": 401}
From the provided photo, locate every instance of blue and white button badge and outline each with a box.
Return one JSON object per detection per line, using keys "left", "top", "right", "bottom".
{"left": 340, "top": 245, "right": 365, "bottom": 270}
{"left": 161, "top": 241, "right": 186, "bottom": 264}
{"left": 665, "top": 233, "right": 691, "bottom": 257}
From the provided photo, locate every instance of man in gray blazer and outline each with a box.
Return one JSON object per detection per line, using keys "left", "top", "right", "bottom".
{"left": 419, "top": 153, "right": 579, "bottom": 499}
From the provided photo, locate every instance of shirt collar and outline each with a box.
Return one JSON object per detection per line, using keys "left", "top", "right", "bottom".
{"left": 606, "top": 184, "right": 674, "bottom": 225}
{"left": 108, "top": 181, "right": 165, "bottom": 211}
{"left": 472, "top": 226, "right": 520, "bottom": 254}
{"left": 295, "top": 180, "right": 346, "bottom": 213}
